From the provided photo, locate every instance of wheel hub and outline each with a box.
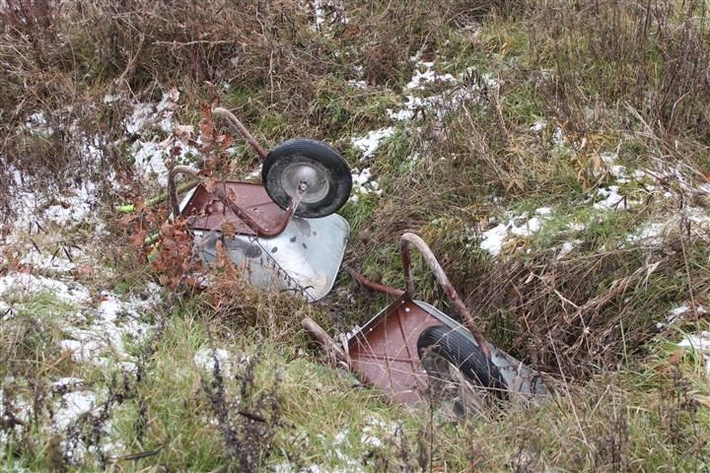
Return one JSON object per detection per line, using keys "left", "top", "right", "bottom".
{"left": 280, "top": 161, "right": 330, "bottom": 204}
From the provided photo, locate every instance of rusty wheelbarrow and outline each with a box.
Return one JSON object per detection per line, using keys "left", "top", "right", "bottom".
{"left": 303, "top": 233, "right": 547, "bottom": 415}
{"left": 169, "top": 107, "right": 351, "bottom": 301}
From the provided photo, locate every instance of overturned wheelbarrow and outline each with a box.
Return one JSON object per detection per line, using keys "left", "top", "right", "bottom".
{"left": 169, "top": 107, "right": 352, "bottom": 302}
{"left": 303, "top": 233, "right": 547, "bottom": 415}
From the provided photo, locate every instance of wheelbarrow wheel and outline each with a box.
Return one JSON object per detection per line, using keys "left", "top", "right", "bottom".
{"left": 417, "top": 325, "right": 508, "bottom": 412}
{"left": 262, "top": 139, "right": 352, "bottom": 218}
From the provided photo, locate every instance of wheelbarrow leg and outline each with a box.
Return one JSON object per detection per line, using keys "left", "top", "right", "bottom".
{"left": 302, "top": 317, "right": 349, "bottom": 368}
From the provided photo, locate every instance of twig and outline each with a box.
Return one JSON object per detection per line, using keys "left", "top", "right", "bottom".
{"left": 153, "top": 40, "right": 234, "bottom": 47}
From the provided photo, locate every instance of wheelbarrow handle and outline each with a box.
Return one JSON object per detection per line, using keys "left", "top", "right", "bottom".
{"left": 399, "top": 232, "right": 491, "bottom": 358}
{"left": 212, "top": 107, "right": 268, "bottom": 161}
{"left": 168, "top": 165, "right": 201, "bottom": 218}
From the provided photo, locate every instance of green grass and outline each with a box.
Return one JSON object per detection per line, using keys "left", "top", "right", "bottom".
{"left": 3, "top": 0, "right": 710, "bottom": 471}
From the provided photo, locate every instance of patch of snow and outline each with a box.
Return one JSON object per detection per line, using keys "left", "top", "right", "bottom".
{"left": 479, "top": 223, "right": 508, "bottom": 256}
{"left": 478, "top": 208, "right": 552, "bottom": 256}
{"left": 131, "top": 141, "right": 170, "bottom": 186}
{"left": 510, "top": 215, "right": 544, "bottom": 236}
{"left": 360, "top": 415, "right": 396, "bottom": 449}
{"left": 351, "top": 127, "right": 395, "bottom": 161}
{"left": 53, "top": 391, "right": 97, "bottom": 431}
{"left": 348, "top": 80, "right": 368, "bottom": 89}
{"left": 59, "top": 289, "right": 156, "bottom": 369}
{"left": 310, "top": 0, "right": 348, "bottom": 32}
{"left": 51, "top": 377, "right": 86, "bottom": 391}
{"left": 193, "top": 347, "right": 234, "bottom": 377}
{"left": 19, "top": 250, "right": 77, "bottom": 274}
{"left": 0, "top": 272, "right": 90, "bottom": 305}
{"left": 659, "top": 304, "right": 708, "bottom": 330}
{"left": 557, "top": 239, "right": 582, "bottom": 260}
{"left": 552, "top": 126, "right": 566, "bottom": 147}
{"left": 405, "top": 62, "right": 457, "bottom": 91}
{"left": 628, "top": 222, "right": 665, "bottom": 245}
{"left": 387, "top": 63, "right": 496, "bottom": 123}
{"left": 592, "top": 185, "right": 626, "bottom": 210}
{"left": 0, "top": 389, "right": 32, "bottom": 447}
{"left": 678, "top": 331, "right": 710, "bottom": 375}
{"left": 25, "top": 111, "right": 47, "bottom": 128}
{"left": 313, "top": 0, "right": 326, "bottom": 29}
{"left": 349, "top": 168, "right": 382, "bottom": 203}
{"left": 531, "top": 119, "right": 547, "bottom": 133}
{"left": 124, "top": 88, "right": 180, "bottom": 136}
{"left": 2, "top": 168, "right": 102, "bottom": 245}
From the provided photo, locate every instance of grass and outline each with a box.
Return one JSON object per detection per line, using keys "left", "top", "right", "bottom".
{"left": 3, "top": 0, "right": 710, "bottom": 471}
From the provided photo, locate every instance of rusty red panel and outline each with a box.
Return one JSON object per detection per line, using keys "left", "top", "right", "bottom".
{"left": 180, "top": 182, "right": 286, "bottom": 236}
{"left": 348, "top": 298, "right": 442, "bottom": 404}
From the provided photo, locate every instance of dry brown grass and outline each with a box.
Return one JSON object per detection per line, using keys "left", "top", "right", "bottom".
{"left": 528, "top": 0, "right": 710, "bottom": 146}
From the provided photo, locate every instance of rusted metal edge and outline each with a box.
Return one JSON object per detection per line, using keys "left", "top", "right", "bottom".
{"left": 168, "top": 165, "right": 304, "bottom": 237}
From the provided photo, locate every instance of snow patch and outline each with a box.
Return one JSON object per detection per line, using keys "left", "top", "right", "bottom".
{"left": 477, "top": 208, "right": 552, "bottom": 256}
{"left": 349, "top": 168, "right": 382, "bottom": 203}
{"left": 678, "top": 332, "right": 710, "bottom": 375}
{"left": 194, "top": 347, "right": 234, "bottom": 377}
{"left": 351, "top": 127, "right": 395, "bottom": 161}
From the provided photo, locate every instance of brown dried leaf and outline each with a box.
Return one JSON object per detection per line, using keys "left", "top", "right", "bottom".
{"left": 203, "top": 178, "right": 216, "bottom": 193}
{"left": 174, "top": 124, "right": 195, "bottom": 144}
{"left": 220, "top": 221, "right": 237, "bottom": 239}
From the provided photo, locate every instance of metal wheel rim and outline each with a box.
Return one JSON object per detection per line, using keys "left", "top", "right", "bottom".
{"left": 279, "top": 161, "right": 330, "bottom": 204}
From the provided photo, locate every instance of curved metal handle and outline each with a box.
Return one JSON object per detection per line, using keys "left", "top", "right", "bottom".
{"left": 399, "top": 232, "right": 490, "bottom": 357}
{"left": 168, "top": 165, "right": 200, "bottom": 218}
{"left": 212, "top": 107, "right": 268, "bottom": 161}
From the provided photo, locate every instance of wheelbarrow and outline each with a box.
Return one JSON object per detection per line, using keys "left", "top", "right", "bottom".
{"left": 168, "top": 107, "right": 352, "bottom": 301}
{"left": 303, "top": 233, "right": 547, "bottom": 415}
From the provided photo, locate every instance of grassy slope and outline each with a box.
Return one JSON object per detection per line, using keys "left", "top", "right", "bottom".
{"left": 2, "top": 0, "right": 710, "bottom": 471}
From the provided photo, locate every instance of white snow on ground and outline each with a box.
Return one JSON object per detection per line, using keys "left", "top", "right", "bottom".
{"left": 351, "top": 127, "right": 396, "bottom": 161}
{"left": 678, "top": 332, "right": 710, "bottom": 375}
{"left": 3, "top": 43, "right": 710, "bottom": 470}
{"left": 310, "top": 0, "right": 348, "bottom": 32}
{"left": 126, "top": 88, "right": 202, "bottom": 187}
{"left": 387, "top": 63, "right": 496, "bottom": 122}
{"left": 592, "top": 185, "right": 627, "bottom": 210}
{"left": 0, "top": 272, "right": 90, "bottom": 305}
{"left": 0, "top": 91, "right": 175, "bottom": 462}
{"left": 471, "top": 147, "right": 710, "bottom": 259}
{"left": 59, "top": 288, "right": 158, "bottom": 370}
{"left": 478, "top": 208, "right": 553, "bottom": 256}
{"left": 53, "top": 391, "right": 97, "bottom": 431}
{"left": 2, "top": 165, "right": 102, "bottom": 245}
{"left": 193, "top": 347, "right": 243, "bottom": 379}
{"left": 658, "top": 304, "right": 709, "bottom": 330}
{"left": 349, "top": 167, "right": 382, "bottom": 203}
{"left": 348, "top": 61, "right": 496, "bottom": 201}
{"left": 0, "top": 270, "right": 160, "bottom": 461}
{"left": 272, "top": 416, "right": 397, "bottom": 473}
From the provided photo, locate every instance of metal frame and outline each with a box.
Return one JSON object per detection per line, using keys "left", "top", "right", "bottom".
{"left": 304, "top": 232, "right": 548, "bottom": 406}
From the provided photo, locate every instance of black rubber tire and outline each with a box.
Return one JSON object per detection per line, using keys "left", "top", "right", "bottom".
{"left": 262, "top": 138, "right": 352, "bottom": 218}
{"left": 417, "top": 325, "right": 508, "bottom": 398}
